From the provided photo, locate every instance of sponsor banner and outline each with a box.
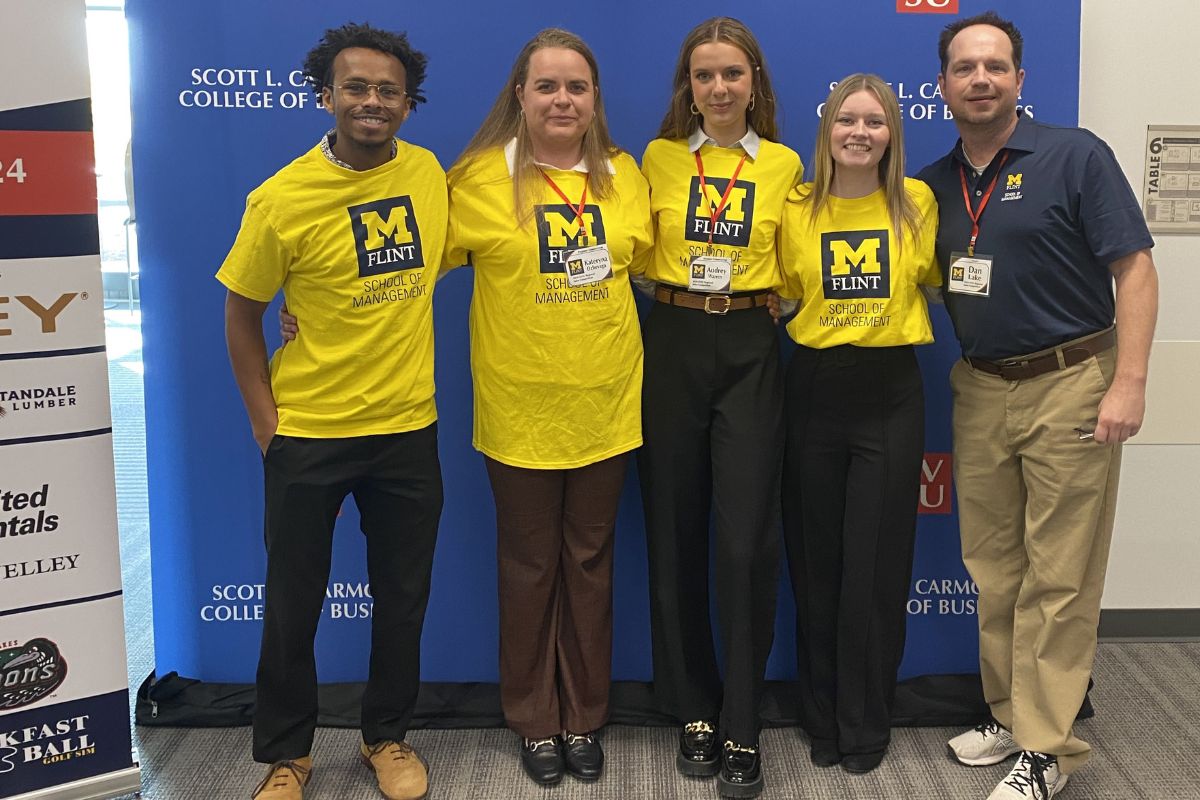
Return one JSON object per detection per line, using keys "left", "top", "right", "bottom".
{"left": 1, "top": 1, "right": 138, "bottom": 796}
{"left": 0, "top": 436, "right": 121, "bottom": 608}
{"left": 0, "top": 353, "right": 112, "bottom": 442}
{"left": 129, "top": 0, "right": 1081, "bottom": 688}
{"left": 0, "top": 257, "right": 104, "bottom": 355}
{"left": 0, "top": 690, "right": 133, "bottom": 798}
{"left": 0, "top": 1, "right": 91, "bottom": 114}
{"left": 0, "top": 596, "right": 129, "bottom": 709}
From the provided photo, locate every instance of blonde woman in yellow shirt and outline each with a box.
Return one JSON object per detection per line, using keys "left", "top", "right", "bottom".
{"left": 777, "top": 73, "right": 939, "bottom": 776}
{"left": 442, "top": 29, "right": 652, "bottom": 787}
{"left": 634, "top": 17, "right": 802, "bottom": 799}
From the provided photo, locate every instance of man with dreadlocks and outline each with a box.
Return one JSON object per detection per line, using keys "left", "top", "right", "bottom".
{"left": 217, "top": 22, "right": 446, "bottom": 800}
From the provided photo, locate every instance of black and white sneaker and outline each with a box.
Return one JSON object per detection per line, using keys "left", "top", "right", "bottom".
{"left": 948, "top": 718, "right": 1021, "bottom": 766}
{"left": 986, "top": 751, "right": 1067, "bottom": 799}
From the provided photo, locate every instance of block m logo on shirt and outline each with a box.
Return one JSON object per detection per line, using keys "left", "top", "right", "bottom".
{"left": 685, "top": 176, "right": 756, "bottom": 248}
{"left": 536, "top": 204, "right": 606, "bottom": 273}
{"left": 822, "top": 229, "right": 890, "bottom": 299}
{"left": 347, "top": 196, "right": 425, "bottom": 277}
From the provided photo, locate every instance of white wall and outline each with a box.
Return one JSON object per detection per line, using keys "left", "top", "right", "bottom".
{"left": 1079, "top": 0, "right": 1200, "bottom": 608}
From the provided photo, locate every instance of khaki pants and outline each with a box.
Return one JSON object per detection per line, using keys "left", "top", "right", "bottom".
{"left": 950, "top": 348, "right": 1121, "bottom": 774}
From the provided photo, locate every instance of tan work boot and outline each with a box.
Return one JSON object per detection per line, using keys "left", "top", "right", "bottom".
{"left": 360, "top": 740, "right": 429, "bottom": 800}
{"left": 251, "top": 756, "right": 313, "bottom": 799}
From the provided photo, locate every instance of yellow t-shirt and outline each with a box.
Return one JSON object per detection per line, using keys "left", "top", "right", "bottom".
{"left": 216, "top": 140, "right": 446, "bottom": 437}
{"left": 637, "top": 137, "right": 803, "bottom": 291}
{"left": 779, "top": 178, "right": 940, "bottom": 348}
{"left": 444, "top": 148, "right": 653, "bottom": 469}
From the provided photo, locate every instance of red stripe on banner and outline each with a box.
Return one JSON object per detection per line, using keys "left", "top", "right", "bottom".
{"left": 0, "top": 130, "right": 97, "bottom": 216}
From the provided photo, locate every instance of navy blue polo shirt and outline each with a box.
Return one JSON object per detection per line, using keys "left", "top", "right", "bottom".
{"left": 917, "top": 113, "right": 1153, "bottom": 360}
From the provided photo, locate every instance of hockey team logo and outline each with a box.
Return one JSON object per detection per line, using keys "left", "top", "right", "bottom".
{"left": 685, "top": 176, "right": 755, "bottom": 248}
{"left": 822, "top": 230, "right": 891, "bottom": 299}
{"left": 0, "top": 639, "right": 68, "bottom": 710}
{"left": 347, "top": 196, "right": 425, "bottom": 278}
{"left": 535, "top": 204, "right": 606, "bottom": 273}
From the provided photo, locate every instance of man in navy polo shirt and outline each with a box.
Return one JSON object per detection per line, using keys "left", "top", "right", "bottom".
{"left": 918, "top": 11, "right": 1158, "bottom": 800}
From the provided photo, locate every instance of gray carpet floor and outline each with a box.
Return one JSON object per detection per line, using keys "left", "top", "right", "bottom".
{"left": 104, "top": 312, "right": 1200, "bottom": 800}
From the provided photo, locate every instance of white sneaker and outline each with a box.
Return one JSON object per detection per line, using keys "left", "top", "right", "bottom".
{"left": 986, "top": 751, "right": 1068, "bottom": 799}
{"left": 948, "top": 719, "right": 1021, "bottom": 766}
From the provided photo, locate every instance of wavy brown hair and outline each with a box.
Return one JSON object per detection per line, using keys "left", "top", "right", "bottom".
{"left": 803, "top": 74, "right": 923, "bottom": 250}
{"left": 452, "top": 28, "right": 619, "bottom": 224}
{"left": 656, "top": 17, "right": 780, "bottom": 142}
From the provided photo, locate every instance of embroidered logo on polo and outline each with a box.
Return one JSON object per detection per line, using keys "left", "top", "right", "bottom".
{"left": 0, "top": 638, "right": 68, "bottom": 710}
{"left": 1001, "top": 172, "right": 1023, "bottom": 202}
{"left": 535, "top": 204, "right": 606, "bottom": 273}
{"left": 347, "top": 196, "right": 425, "bottom": 277}
{"left": 685, "top": 176, "right": 756, "bottom": 247}
{"left": 822, "top": 229, "right": 891, "bottom": 299}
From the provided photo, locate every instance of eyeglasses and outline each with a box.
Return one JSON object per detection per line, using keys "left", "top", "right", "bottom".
{"left": 332, "top": 82, "right": 409, "bottom": 107}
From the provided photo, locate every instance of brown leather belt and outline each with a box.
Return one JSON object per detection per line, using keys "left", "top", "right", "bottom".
{"left": 965, "top": 327, "right": 1116, "bottom": 381}
{"left": 654, "top": 284, "right": 770, "bottom": 315}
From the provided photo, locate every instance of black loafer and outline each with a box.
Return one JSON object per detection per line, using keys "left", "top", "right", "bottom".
{"left": 677, "top": 720, "right": 720, "bottom": 777}
{"left": 520, "top": 736, "right": 565, "bottom": 785}
{"left": 842, "top": 750, "right": 885, "bottom": 774}
{"left": 810, "top": 737, "right": 841, "bottom": 767}
{"left": 563, "top": 732, "right": 603, "bottom": 781}
{"left": 717, "top": 740, "right": 763, "bottom": 798}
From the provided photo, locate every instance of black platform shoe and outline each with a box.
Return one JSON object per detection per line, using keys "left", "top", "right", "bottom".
{"left": 842, "top": 749, "right": 885, "bottom": 774}
{"left": 717, "top": 740, "right": 763, "bottom": 799}
{"left": 810, "top": 737, "right": 841, "bottom": 767}
{"left": 520, "top": 736, "right": 565, "bottom": 785}
{"left": 676, "top": 720, "right": 720, "bottom": 777}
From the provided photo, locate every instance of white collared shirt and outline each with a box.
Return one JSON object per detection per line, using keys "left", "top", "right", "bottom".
{"left": 687, "top": 126, "right": 761, "bottom": 160}
{"left": 503, "top": 138, "right": 617, "bottom": 176}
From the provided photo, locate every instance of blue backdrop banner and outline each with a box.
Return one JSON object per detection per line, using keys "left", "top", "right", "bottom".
{"left": 126, "top": 0, "right": 1081, "bottom": 693}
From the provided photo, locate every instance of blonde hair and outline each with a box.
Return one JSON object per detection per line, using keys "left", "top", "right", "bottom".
{"left": 656, "top": 17, "right": 780, "bottom": 142}
{"left": 804, "top": 74, "right": 923, "bottom": 249}
{"left": 451, "top": 28, "right": 619, "bottom": 223}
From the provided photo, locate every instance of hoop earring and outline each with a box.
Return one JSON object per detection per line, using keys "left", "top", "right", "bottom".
{"left": 748, "top": 93, "right": 756, "bottom": 111}
{"left": 689, "top": 102, "right": 700, "bottom": 116}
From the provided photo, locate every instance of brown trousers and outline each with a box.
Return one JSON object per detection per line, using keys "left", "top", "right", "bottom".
{"left": 486, "top": 453, "right": 628, "bottom": 738}
{"left": 951, "top": 347, "right": 1121, "bottom": 774}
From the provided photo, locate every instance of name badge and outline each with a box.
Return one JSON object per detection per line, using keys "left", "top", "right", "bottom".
{"left": 947, "top": 251, "right": 993, "bottom": 297}
{"left": 688, "top": 255, "right": 732, "bottom": 293}
{"left": 564, "top": 244, "right": 613, "bottom": 287}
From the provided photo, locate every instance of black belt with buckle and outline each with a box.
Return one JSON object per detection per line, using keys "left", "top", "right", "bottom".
{"left": 965, "top": 327, "right": 1116, "bottom": 381}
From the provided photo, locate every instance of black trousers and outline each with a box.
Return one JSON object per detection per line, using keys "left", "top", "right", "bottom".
{"left": 253, "top": 424, "right": 443, "bottom": 763}
{"left": 782, "top": 345, "right": 923, "bottom": 757}
{"left": 639, "top": 300, "right": 784, "bottom": 745}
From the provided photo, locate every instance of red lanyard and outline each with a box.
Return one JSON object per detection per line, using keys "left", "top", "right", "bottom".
{"left": 540, "top": 169, "right": 589, "bottom": 242}
{"left": 958, "top": 151, "right": 1009, "bottom": 256}
{"left": 694, "top": 151, "right": 748, "bottom": 246}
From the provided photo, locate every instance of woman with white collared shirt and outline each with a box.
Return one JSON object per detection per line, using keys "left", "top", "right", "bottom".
{"left": 632, "top": 16, "right": 802, "bottom": 799}
{"left": 442, "top": 27, "right": 652, "bottom": 788}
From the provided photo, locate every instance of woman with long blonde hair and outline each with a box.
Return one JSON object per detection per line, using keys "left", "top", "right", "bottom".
{"left": 777, "top": 73, "right": 939, "bottom": 775}
{"left": 444, "top": 28, "right": 652, "bottom": 787}
{"left": 633, "top": 17, "right": 802, "bottom": 799}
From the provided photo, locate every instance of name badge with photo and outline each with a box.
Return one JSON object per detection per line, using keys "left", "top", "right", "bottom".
{"left": 947, "top": 252, "right": 993, "bottom": 297}
{"left": 564, "top": 244, "right": 613, "bottom": 287}
{"left": 688, "top": 255, "right": 732, "bottom": 293}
